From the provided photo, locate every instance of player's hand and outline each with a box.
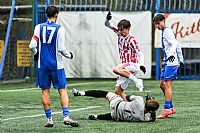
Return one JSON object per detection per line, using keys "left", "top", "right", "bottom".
{"left": 180, "top": 62, "right": 184, "bottom": 69}
{"left": 34, "top": 52, "right": 39, "bottom": 61}
{"left": 149, "top": 111, "right": 156, "bottom": 122}
{"left": 167, "top": 55, "right": 175, "bottom": 62}
{"left": 140, "top": 66, "right": 146, "bottom": 74}
{"left": 70, "top": 52, "right": 73, "bottom": 59}
{"left": 106, "top": 11, "right": 112, "bottom": 20}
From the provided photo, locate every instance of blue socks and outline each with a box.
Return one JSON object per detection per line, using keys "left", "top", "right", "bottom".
{"left": 45, "top": 107, "right": 70, "bottom": 119}
{"left": 164, "top": 100, "right": 172, "bottom": 109}
{"left": 63, "top": 107, "right": 70, "bottom": 117}
{"left": 44, "top": 109, "right": 52, "bottom": 119}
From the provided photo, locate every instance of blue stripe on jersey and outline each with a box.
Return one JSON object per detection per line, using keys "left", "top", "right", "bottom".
{"left": 39, "top": 21, "right": 61, "bottom": 70}
{"left": 162, "top": 27, "right": 167, "bottom": 65}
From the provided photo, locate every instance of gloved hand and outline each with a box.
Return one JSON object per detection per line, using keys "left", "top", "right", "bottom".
{"left": 167, "top": 55, "right": 175, "bottom": 62}
{"left": 69, "top": 52, "right": 73, "bottom": 59}
{"left": 149, "top": 112, "right": 156, "bottom": 122}
{"left": 140, "top": 66, "right": 146, "bottom": 74}
{"left": 106, "top": 11, "right": 112, "bottom": 20}
{"left": 34, "top": 52, "right": 39, "bottom": 61}
{"left": 180, "top": 62, "right": 184, "bottom": 69}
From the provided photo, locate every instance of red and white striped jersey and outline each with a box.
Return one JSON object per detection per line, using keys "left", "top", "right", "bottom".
{"left": 117, "top": 34, "right": 141, "bottom": 64}
{"left": 105, "top": 20, "right": 144, "bottom": 65}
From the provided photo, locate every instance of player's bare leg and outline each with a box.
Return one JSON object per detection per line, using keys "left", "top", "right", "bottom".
{"left": 113, "top": 65, "right": 130, "bottom": 78}
{"left": 157, "top": 80, "right": 176, "bottom": 119}
{"left": 42, "top": 89, "right": 53, "bottom": 127}
{"left": 114, "top": 86, "right": 127, "bottom": 101}
{"left": 58, "top": 88, "right": 69, "bottom": 108}
{"left": 163, "top": 81, "right": 172, "bottom": 101}
{"left": 160, "top": 80, "right": 165, "bottom": 95}
{"left": 58, "top": 89, "right": 79, "bottom": 127}
{"left": 113, "top": 65, "right": 143, "bottom": 91}
{"left": 42, "top": 89, "right": 51, "bottom": 110}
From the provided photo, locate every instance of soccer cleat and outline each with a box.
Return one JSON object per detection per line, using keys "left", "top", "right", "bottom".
{"left": 157, "top": 109, "right": 172, "bottom": 119}
{"left": 44, "top": 119, "right": 53, "bottom": 127}
{"left": 63, "top": 116, "right": 79, "bottom": 127}
{"left": 72, "top": 88, "right": 81, "bottom": 96}
{"left": 135, "top": 79, "right": 144, "bottom": 92}
{"left": 171, "top": 108, "right": 176, "bottom": 114}
{"left": 88, "top": 114, "right": 97, "bottom": 120}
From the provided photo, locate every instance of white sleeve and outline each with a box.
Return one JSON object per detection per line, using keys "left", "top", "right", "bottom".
{"left": 129, "top": 95, "right": 143, "bottom": 101}
{"left": 177, "top": 43, "right": 184, "bottom": 63}
{"left": 164, "top": 29, "right": 177, "bottom": 58}
{"left": 105, "top": 20, "right": 120, "bottom": 35}
{"left": 29, "top": 24, "right": 40, "bottom": 55}
{"left": 57, "top": 26, "right": 72, "bottom": 59}
{"left": 138, "top": 50, "right": 144, "bottom": 66}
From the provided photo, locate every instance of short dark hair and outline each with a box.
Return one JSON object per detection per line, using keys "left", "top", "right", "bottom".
{"left": 145, "top": 99, "right": 160, "bottom": 112}
{"left": 117, "top": 19, "right": 131, "bottom": 30}
{"left": 46, "top": 6, "right": 59, "bottom": 18}
{"left": 153, "top": 14, "right": 165, "bottom": 23}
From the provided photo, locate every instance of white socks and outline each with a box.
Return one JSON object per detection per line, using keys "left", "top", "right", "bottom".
{"left": 128, "top": 74, "right": 138, "bottom": 83}
{"left": 79, "top": 91, "right": 85, "bottom": 96}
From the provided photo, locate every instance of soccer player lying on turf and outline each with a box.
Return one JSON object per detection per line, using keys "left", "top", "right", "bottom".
{"left": 72, "top": 88, "right": 159, "bottom": 122}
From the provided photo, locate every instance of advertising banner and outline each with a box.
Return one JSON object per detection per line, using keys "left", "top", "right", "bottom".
{"left": 17, "top": 40, "right": 31, "bottom": 67}
{"left": 57, "top": 11, "right": 152, "bottom": 78}
{"left": 155, "top": 14, "right": 200, "bottom": 48}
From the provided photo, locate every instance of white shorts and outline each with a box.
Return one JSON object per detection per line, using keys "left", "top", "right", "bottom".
{"left": 115, "top": 62, "right": 140, "bottom": 90}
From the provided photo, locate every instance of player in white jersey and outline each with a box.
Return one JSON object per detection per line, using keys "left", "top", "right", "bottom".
{"left": 153, "top": 14, "right": 184, "bottom": 119}
{"left": 29, "top": 6, "right": 78, "bottom": 127}
{"left": 72, "top": 88, "right": 159, "bottom": 122}
{"left": 105, "top": 11, "right": 146, "bottom": 101}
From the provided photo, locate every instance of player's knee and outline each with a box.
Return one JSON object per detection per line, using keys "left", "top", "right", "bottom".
{"left": 113, "top": 67, "right": 121, "bottom": 75}
{"left": 160, "top": 85, "right": 164, "bottom": 90}
{"left": 114, "top": 89, "right": 122, "bottom": 95}
{"left": 160, "top": 82, "right": 164, "bottom": 90}
{"left": 113, "top": 67, "right": 118, "bottom": 74}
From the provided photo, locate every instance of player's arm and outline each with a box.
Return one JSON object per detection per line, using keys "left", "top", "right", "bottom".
{"left": 165, "top": 29, "right": 178, "bottom": 62}
{"left": 126, "top": 95, "right": 142, "bottom": 102}
{"left": 130, "top": 38, "right": 146, "bottom": 74}
{"left": 104, "top": 11, "right": 119, "bottom": 34}
{"left": 142, "top": 112, "right": 156, "bottom": 122}
{"left": 57, "top": 26, "right": 73, "bottom": 59}
{"left": 177, "top": 43, "right": 184, "bottom": 68}
{"left": 29, "top": 24, "right": 40, "bottom": 55}
{"left": 149, "top": 112, "right": 156, "bottom": 122}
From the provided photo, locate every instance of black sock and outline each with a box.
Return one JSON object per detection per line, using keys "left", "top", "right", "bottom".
{"left": 97, "top": 113, "right": 112, "bottom": 120}
{"left": 85, "top": 90, "right": 108, "bottom": 98}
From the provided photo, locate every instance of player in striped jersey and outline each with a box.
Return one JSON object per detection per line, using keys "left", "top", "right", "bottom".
{"left": 105, "top": 11, "right": 146, "bottom": 101}
{"left": 153, "top": 14, "right": 184, "bottom": 119}
{"left": 29, "top": 6, "right": 78, "bottom": 127}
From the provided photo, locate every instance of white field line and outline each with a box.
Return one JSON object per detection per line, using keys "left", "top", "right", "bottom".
{"left": 0, "top": 81, "right": 114, "bottom": 92}
{"left": 2, "top": 106, "right": 101, "bottom": 121}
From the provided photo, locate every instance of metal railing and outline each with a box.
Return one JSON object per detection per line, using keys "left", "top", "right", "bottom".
{"left": 33, "top": 0, "right": 200, "bottom": 79}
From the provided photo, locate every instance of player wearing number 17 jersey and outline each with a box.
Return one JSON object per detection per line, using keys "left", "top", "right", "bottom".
{"left": 105, "top": 11, "right": 146, "bottom": 101}
{"left": 29, "top": 6, "right": 78, "bottom": 127}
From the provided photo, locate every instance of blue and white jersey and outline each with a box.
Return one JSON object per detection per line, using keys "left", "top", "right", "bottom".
{"left": 161, "top": 27, "right": 183, "bottom": 66}
{"left": 30, "top": 21, "right": 72, "bottom": 70}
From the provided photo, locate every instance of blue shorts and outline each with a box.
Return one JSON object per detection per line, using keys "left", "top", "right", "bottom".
{"left": 37, "top": 68, "right": 67, "bottom": 89}
{"left": 160, "top": 65, "right": 179, "bottom": 81}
